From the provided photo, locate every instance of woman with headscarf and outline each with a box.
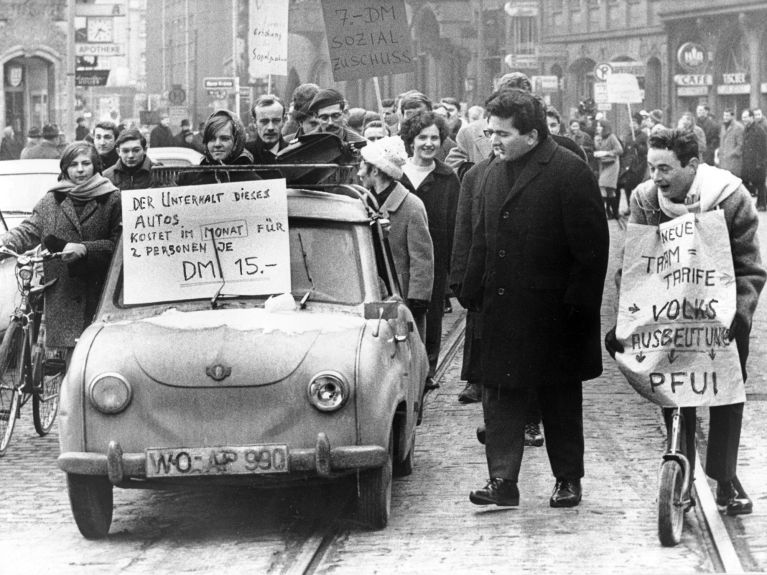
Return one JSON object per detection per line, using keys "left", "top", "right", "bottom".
{"left": 176, "top": 109, "right": 260, "bottom": 186}
{"left": 594, "top": 119, "right": 623, "bottom": 219}
{"left": 0, "top": 141, "right": 121, "bottom": 363}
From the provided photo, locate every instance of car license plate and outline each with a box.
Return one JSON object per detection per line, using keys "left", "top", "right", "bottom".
{"left": 145, "top": 445, "right": 289, "bottom": 477}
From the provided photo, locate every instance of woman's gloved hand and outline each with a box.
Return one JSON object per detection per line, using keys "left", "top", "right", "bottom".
{"left": 604, "top": 324, "right": 624, "bottom": 359}
{"left": 61, "top": 242, "right": 87, "bottom": 263}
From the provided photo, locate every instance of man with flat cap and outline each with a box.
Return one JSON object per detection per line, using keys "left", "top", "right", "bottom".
{"left": 305, "top": 88, "right": 367, "bottom": 148}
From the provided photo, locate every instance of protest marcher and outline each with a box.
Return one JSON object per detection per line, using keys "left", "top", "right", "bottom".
{"left": 740, "top": 109, "right": 767, "bottom": 211}
{"left": 397, "top": 92, "right": 456, "bottom": 162}
{"left": 718, "top": 109, "right": 744, "bottom": 177}
{"left": 593, "top": 119, "right": 623, "bottom": 219}
{"left": 176, "top": 109, "right": 259, "bottom": 186}
{"left": 304, "top": 88, "right": 366, "bottom": 148}
{"left": 245, "top": 94, "right": 289, "bottom": 164}
{"left": 283, "top": 83, "right": 320, "bottom": 139}
{"left": 605, "top": 129, "right": 765, "bottom": 515}
{"left": 357, "top": 136, "right": 434, "bottom": 337}
{"left": 460, "top": 89, "right": 608, "bottom": 508}
{"left": 92, "top": 121, "right": 120, "bottom": 170}
{"left": 103, "top": 128, "right": 159, "bottom": 190}
{"left": 149, "top": 114, "right": 175, "bottom": 148}
{"left": 617, "top": 113, "right": 648, "bottom": 213}
{"left": 0, "top": 141, "right": 121, "bottom": 365}
{"left": 400, "top": 111, "right": 459, "bottom": 390}
{"left": 440, "top": 96, "right": 464, "bottom": 140}
{"left": 362, "top": 120, "right": 390, "bottom": 142}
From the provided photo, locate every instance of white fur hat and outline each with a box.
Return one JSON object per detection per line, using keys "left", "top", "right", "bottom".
{"left": 360, "top": 136, "right": 407, "bottom": 179}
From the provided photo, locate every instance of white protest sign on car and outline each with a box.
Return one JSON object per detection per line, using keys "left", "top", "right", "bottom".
{"left": 615, "top": 211, "right": 744, "bottom": 407}
{"left": 321, "top": 0, "right": 415, "bottom": 82}
{"left": 121, "top": 179, "right": 290, "bottom": 305}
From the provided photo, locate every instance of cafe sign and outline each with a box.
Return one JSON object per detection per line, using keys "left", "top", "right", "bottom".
{"left": 677, "top": 42, "right": 707, "bottom": 72}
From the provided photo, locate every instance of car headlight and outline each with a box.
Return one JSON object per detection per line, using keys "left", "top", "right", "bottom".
{"left": 307, "top": 371, "right": 349, "bottom": 412}
{"left": 88, "top": 373, "right": 132, "bottom": 414}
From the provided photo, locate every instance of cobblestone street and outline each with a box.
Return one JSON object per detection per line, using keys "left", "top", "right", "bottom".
{"left": 1, "top": 212, "right": 767, "bottom": 574}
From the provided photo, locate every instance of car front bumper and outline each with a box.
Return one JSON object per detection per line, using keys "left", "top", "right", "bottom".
{"left": 58, "top": 432, "right": 387, "bottom": 485}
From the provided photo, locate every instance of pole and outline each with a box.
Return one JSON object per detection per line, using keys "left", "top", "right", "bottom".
{"left": 476, "top": 0, "right": 485, "bottom": 101}
{"left": 67, "top": 0, "right": 76, "bottom": 141}
{"left": 267, "top": 74, "right": 272, "bottom": 95}
{"left": 628, "top": 102, "right": 634, "bottom": 140}
{"left": 232, "top": 0, "right": 240, "bottom": 118}
{"left": 373, "top": 77, "right": 384, "bottom": 120}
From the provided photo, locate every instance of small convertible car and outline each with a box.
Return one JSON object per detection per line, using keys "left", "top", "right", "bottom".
{"left": 57, "top": 183, "right": 428, "bottom": 538}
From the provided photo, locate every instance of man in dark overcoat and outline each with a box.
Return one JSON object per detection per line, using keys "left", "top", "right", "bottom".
{"left": 460, "top": 89, "right": 609, "bottom": 508}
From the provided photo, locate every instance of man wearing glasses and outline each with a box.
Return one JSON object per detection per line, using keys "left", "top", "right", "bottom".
{"left": 304, "top": 88, "right": 367, "bottom": 148}
{"left": 460, "top": 88, "right": 608, "bottom": 509}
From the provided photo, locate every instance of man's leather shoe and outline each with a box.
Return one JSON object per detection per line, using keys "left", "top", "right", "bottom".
{"left": 469, "top": 478, "right": 519, "bottom": 506}
{"left": 716, "top": 476, "right": 753, "bottom": 516}
{"left": 458, "top": 382, "right": 482, "bottom": 404}
{"left": 550, "top": 478, "right": 582, "bottom": 508}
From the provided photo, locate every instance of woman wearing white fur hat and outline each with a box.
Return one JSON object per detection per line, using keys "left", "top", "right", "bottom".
{"left": 358, "top": 136, "right": 435, "bottom": 339}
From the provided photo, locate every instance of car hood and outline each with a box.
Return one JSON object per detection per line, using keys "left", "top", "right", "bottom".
{"left": 110, "top": 308, "right": 364, "bottom": 387}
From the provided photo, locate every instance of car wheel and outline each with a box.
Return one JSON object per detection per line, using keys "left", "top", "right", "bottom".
{"left": 356, "top": 428, "right": 393, "bottom": 529}
{"left": 66, "top": 473, "right": 113, "bottom": 539}
{"left": 393, "top": 427, "right": 415, "bottom": 478}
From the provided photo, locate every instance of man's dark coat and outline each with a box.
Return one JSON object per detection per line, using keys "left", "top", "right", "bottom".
{"left": 461, "top": 137, "right": 609, "bottom": 388}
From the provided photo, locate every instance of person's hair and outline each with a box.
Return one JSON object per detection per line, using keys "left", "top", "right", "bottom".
{"left": 346, "top": 107, "right": 367, "bottom": 131}
{"left": 362, "top": 120, "right": 391, "bottom": 136}
{"left": 497, "top": 72, "right": 532, "bottom": 92}
{"left": 59, "top": 141, "right": 102, "bottom": 177}
{"left": 742, "top": 109, "right": 754, "bottom": 118}
{"left": 363, "top": 111, "right": 381, "bottom": 126}
{"left": 546, "top": 106, "right": 561, "bottom": 123}
{"left": 723, "top": 108, "right": 734, "bottom": 115}
{"left": 290, "top": 83, "right": 320, "bottom": 122}
{"left": 467, "top": 105, "right": 485, "bottom": 122}
{"left": 400, "top": 91, "right": 432, "bottom": 113}
{"left": 699, "top": 104, "right": 710, "bottom": 112}
{"left": 597, "top": 119, "right": 612, "bottom": 137}
{"left": 115, "top": 128, "right": 147, "bottom": 149}
{"left": 94, "top": 121, "right": 119, "bottom": 139}
{"left": 440, "top": 96, "right": 460, "bottom": 109}
{"left": 648, "top": 128, "right": 699, "bottom": 167}
{"left": 76, "top": 116, "right": 85, "bottom": 123}
{"left": 251, "top": 94, "right": 285, "bottom": 119}
{"left": 484, "top": 89, "right": 549, "bottom": 138}
{"left": 202, "top": 110, "right": 246, "bottom": 162}
{"left": 381, "top": 98, "right": 395, "bottom": 108}
{"left": 399, "top": 111, "right": 449, "bottom": 156}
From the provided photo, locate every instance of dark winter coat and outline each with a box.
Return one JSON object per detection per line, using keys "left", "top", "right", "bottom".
{"left": 0, "top": 187, "right": 122, "bottom": 347}
{"left": 103, "top": 155, "right": 160, "bottom": 190}
{"left": 176, "top": 152, "right": 260, "bottom": 186}
{"left": 460, "top": 137, "right": 609, "bottom": 388}
{"left": 742, "top": 122, "right": 767, "bottom": 181}
{"left": 149, "top": 124, "right": 175, "bottom": 148}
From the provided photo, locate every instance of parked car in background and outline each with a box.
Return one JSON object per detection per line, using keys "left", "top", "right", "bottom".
{"left": 57, "top": 183, "right": 429, "bottom": 538}
{"left": 146, "top": 146, "right": 203, "bottom": 167}
{"left": 0, "top": 159, "right": 60, "bottom": 334}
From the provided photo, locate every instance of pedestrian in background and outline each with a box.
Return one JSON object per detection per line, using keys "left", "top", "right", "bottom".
{"left": 92, "top": 121, "right": 120, "bottom": 170}
{"left": 357, "top": 136, "right": 434, "bottom": 337}
{"left": 741, "top": 109, "right": 767, "bottom": 211}
{"left": 718, "top": 108, "right": 744, "bottom": 177}
{"left": 400, "top": 111, "right": 459, "bottom": 390}
{"left": 19, "top": 126, "right": 42, "bottom": 159}
{"left": 0, "top": 126, "right": 23, "bottom": 160}
{"left": 696, "top": 104, "right": 719, "bottom": 165}
{"left": 75, "top": 117, "right": 90, "bottom": 141}
{"left": 0, "top": 141, "right": 121, "bottom": 367}
{"left": 677, "top": 112, "right": 706, "bottom": 158}
{"left": 606, "top": 129, "right": 765, "bottom": 516}
{"left": 461, "top": 89, "right": 608, "bottom": 509}
{"left": 22, "top": 124, "right": 62, "bottom": 159}
{"left": 617, "top": 113, "right": 648, "bottom": 214}
{"left": 594, "top": 119, "right": 623, "bottom": 219}
{"left": 149, "top": 114, "right": 175, "bottom": 148}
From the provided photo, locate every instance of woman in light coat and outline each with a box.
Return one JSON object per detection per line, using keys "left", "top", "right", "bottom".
{"left": 594, "top": 120, "right": 623, "bottom": 219}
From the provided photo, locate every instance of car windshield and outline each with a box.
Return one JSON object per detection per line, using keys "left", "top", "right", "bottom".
{"left": 115, "top": 220, "right": 365, "bottom": 308}
{"left": 0, "top": 173, "right": 55, "bottom": 213}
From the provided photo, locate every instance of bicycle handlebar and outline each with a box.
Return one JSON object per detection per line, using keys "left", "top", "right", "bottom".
{"left": 0, "top": 245, "right": 62, "bottom": 265}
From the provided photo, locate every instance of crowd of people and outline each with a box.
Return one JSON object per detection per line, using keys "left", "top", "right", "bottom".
{"left": 1, "top": 71, "right": 765, "bottom": 517}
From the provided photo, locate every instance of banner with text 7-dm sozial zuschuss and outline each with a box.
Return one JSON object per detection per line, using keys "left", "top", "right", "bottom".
{"left": 121, "top": 179, "right": 290, "bottom": 305}
{"left": 321, "top": 0, "right": 415, "bottom": 82}
{"left": 615, "top": 211, "right": 744, "bottom": 408}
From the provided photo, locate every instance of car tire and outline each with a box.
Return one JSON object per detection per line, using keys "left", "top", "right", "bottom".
{"left": 393, "top": 428, "right": 414, "bottom": 478}
{"left": 66, "top": 473, "right": 113, "bottom": 539}
{"left": 356, "top": 428, "right": 393, "bottom": 529}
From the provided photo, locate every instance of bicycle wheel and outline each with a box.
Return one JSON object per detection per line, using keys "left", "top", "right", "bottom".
{"left": 0, "top": 322, "right": 25, "bottom": 456}
{"left": 658, "top": 459, "right": 685, "bottom": 547}
{"left": 32, "top": 322, "right": 61, "bottom": 436}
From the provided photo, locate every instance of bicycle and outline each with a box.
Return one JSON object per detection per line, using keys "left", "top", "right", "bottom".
{"left": 658, "top": 406, "right": 693, "bottom": 547}
{"left": 0, "top": 245, "right": 65, "bottom": 456}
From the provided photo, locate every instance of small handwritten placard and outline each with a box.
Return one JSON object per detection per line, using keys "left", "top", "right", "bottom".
{"left": 121, "top": 179, "right": 290, "bottom": 304}
{"left": 321, "top": 0, "right": 415, "bottom": 81}
{"left": 615, "top": 212, "right": 744, "bottom": 407}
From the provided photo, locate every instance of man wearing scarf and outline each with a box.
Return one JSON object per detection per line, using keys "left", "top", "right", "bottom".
{"left": 0, "top": 141, "right": 121, "bottom": 359}
{"left": 606, "top": 129, "right": 765, "bottom": 515}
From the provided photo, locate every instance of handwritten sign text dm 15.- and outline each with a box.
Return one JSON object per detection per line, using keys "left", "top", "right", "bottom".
{"left": 121, "top": 179, "right": 290, "bottom": 304}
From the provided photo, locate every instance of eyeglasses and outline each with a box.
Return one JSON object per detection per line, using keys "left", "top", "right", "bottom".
{"left": 483, "top": 128, "right": 514, "bottom": 139}
{"left": 318, "top": 112, "right": 343, "bottom": 122}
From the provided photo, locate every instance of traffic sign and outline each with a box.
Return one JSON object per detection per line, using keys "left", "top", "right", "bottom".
{"left": 207, "top": 89, "right": 228, "bottom": 99}
{"left": 168, "top": 87, "right": 186, "bottom": 105}
{"left": 594, "top": 62, "right": 613, "bottom": 82}
{"left": 75, "top": 69, "right": 110, "bottom": 87}
{"left": 204, "top": 77, "right": 235, "bottom": 89}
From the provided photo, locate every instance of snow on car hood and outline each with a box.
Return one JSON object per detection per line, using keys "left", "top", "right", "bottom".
{"left": 124, "top": 308, "right": 364, "bottom": 387}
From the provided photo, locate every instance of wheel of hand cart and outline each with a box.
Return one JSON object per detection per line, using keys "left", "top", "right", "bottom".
{"left": 658, "top": 459, "right": 685, "bottom": 547}
{"left": 356, "top": 428, "right": 393, "bottom": 529}
{"left": 67, "top": 473, "right": 114, "bottom": 539}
